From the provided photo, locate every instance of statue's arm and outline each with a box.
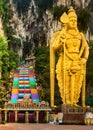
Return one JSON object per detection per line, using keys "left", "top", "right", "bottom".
{"left": 84, "top": 44, "right": 89, "bottom": 60}
{"left": 52, "top": 35, "right": 62, "bottom": 52}
{"left": 81, "top": 33, "right": 89, "bottom": 61}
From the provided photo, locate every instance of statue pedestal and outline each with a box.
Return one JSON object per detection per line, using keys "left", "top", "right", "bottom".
{"left": 63, "top": 113, "right": 84, "bottom": 124}
{"left": 61, "top": 104, "right": 92, "bottom": 124}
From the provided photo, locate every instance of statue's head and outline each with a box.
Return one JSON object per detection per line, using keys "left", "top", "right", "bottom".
{"left": 67, "top": 6, "right": 78, "bottom": 29}
{"left": 60, "top": 7, "right": 78, "bottom": 30}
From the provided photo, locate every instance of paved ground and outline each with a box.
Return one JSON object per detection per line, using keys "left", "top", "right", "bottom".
{"left": 0, "top": 123, "right": 93, "bottom": 130}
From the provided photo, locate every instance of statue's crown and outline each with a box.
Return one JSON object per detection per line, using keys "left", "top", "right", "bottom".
{"left": 68, "top": 6, "right": 77, "bottom": 18}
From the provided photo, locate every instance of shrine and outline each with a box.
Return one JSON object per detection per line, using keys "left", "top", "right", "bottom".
{"left": 0, "top": 65, "right": 51, "bottom": 123}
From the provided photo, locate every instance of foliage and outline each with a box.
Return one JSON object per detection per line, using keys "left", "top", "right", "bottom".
{"left": 35, "top": 46, "right": 61, "bottom": 105}
{"left": 0, "top": 0, "right": 21, "bottom": 51}
{"left": 77, "top": 8, "right": 91, "bottom": 33}
{"left": 1, "top": 0, "right": 12, "bottom": 31}
{"left": 5, "top": 26, "right": 16, "bottom": 39}
{"left": 86, "top": 97, "right": 93, "bottom": 107}
{"left": 53, "top": 5, "right": 68, "bottom": 20}
{"left": 35, "top": 46, "right": 50, "bottom": 102}
{"left": 0, "top": 35, "right": 19, "bottom": 79}
{"left": 9, "top": 37, "right": 21, "bottom": 51}
{"left": 0, "top": 1, "right": 20, "bottom": 76}
{"left": 0, "top": 34, "right": 19, "bottom": 107}
{"left": 86, "top": 41, "right": 93, "bottom": 84}
{"left": 0, "top": 90, "right": 5, "bottom": 107}
{"left": 0, "top": 0, "right": 9, "bottom": 16}
{"left": 0, "top": 35, "right": 8, "bottom": 74}
{"left": 0, "top": 36, "right": 19, "bottom": 79}
{"left": 5, "top": 27, "right": 21, "bottom": 50}
{"left": 35, "top": 46, "right": 49, "bottom": 73}
{"left": 8, "top": 51, "right": 19, "bottom": 71}
{"left": 0, "top": 35, "right": 19, "bottom": 107}
{"left": 0, "top": 35, "right": 9, "bottom": 107}
{"left": 0, "top": 0, "right": 3, "bottom": 15}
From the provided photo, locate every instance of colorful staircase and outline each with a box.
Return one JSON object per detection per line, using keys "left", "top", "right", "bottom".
{"left": 11, "top": 66, "right": 40, "bottom": 104}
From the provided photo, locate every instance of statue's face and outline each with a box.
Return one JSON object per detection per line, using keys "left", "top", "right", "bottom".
{"left": 68, "top": 17, "right": 77, "bottom": 29}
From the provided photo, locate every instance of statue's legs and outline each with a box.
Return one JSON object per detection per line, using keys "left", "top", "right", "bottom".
{"left": 72, "top": 70, "right": 84, "bottom": 106}
{"left": 56, "top": 57, "right": 83, "bottom": 105}
{"left": 70, "top": 74, "right": 75, "bottom": 105}
{"left": 64, "top": 71, "right": 71, "bottom": 104}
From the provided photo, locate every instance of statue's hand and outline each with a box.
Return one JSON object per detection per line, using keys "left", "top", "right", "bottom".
{"left": 80, "top": 58, "right": 87, "bottom": 64}
{"left": 60, "top": 34, "right": 66, "bottom": 43}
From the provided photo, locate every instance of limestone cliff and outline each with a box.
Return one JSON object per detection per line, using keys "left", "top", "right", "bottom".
{"left": 2, "top": 0, "right": 93, "bottom": 59}
{"left": 0, "top": 18, "right": 4, "bottom": 36}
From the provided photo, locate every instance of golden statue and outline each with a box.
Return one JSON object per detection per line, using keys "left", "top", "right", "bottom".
{"left": 50, "top": 7, "right": 89, "bottom": 107}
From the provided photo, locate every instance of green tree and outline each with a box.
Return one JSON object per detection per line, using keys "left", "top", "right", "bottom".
{"left": 86, "top": 41, "right": 93, "bottom": 88}
{"left": 0, "top": 0, "right": 3, "bottom": 15}
{"left": 35, "top": 46, "right": 50, "bottom": 102}
{"left": 8, "top": 51, "right": 19, "bottom": 71}
{"left": 0, "top": 35, "right": 9, "bottom": 78}
{"left": 35, "top": 46, "right": 61, "bottom": 105}
{"left": 0, "top": 35, "right": 19, "bottom": 107}
{"left": 1, "top": 0, "right": 21, "bottom": 51}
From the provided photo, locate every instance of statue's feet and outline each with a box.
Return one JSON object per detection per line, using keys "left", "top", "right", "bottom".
{"left": 65, "top": 100, "right": 71, "bottom": 105}
{"left": 84, "top": 105, "right": 90, "bottom": 108}
{"left": 51, "top": 105, "right": 57, "bottom": 108}
{"left": 73, "top": 104, "right": 80, "bottom": 107}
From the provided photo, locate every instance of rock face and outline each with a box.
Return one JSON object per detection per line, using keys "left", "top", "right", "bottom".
{"left": 55, "top": 0, "right": 91, "bottom": 8}
{"left": 2, "top": 0, "right": 93, "bottom": 58}
{"left": 0, "top": 18, "right": 4, "bottom": 36}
